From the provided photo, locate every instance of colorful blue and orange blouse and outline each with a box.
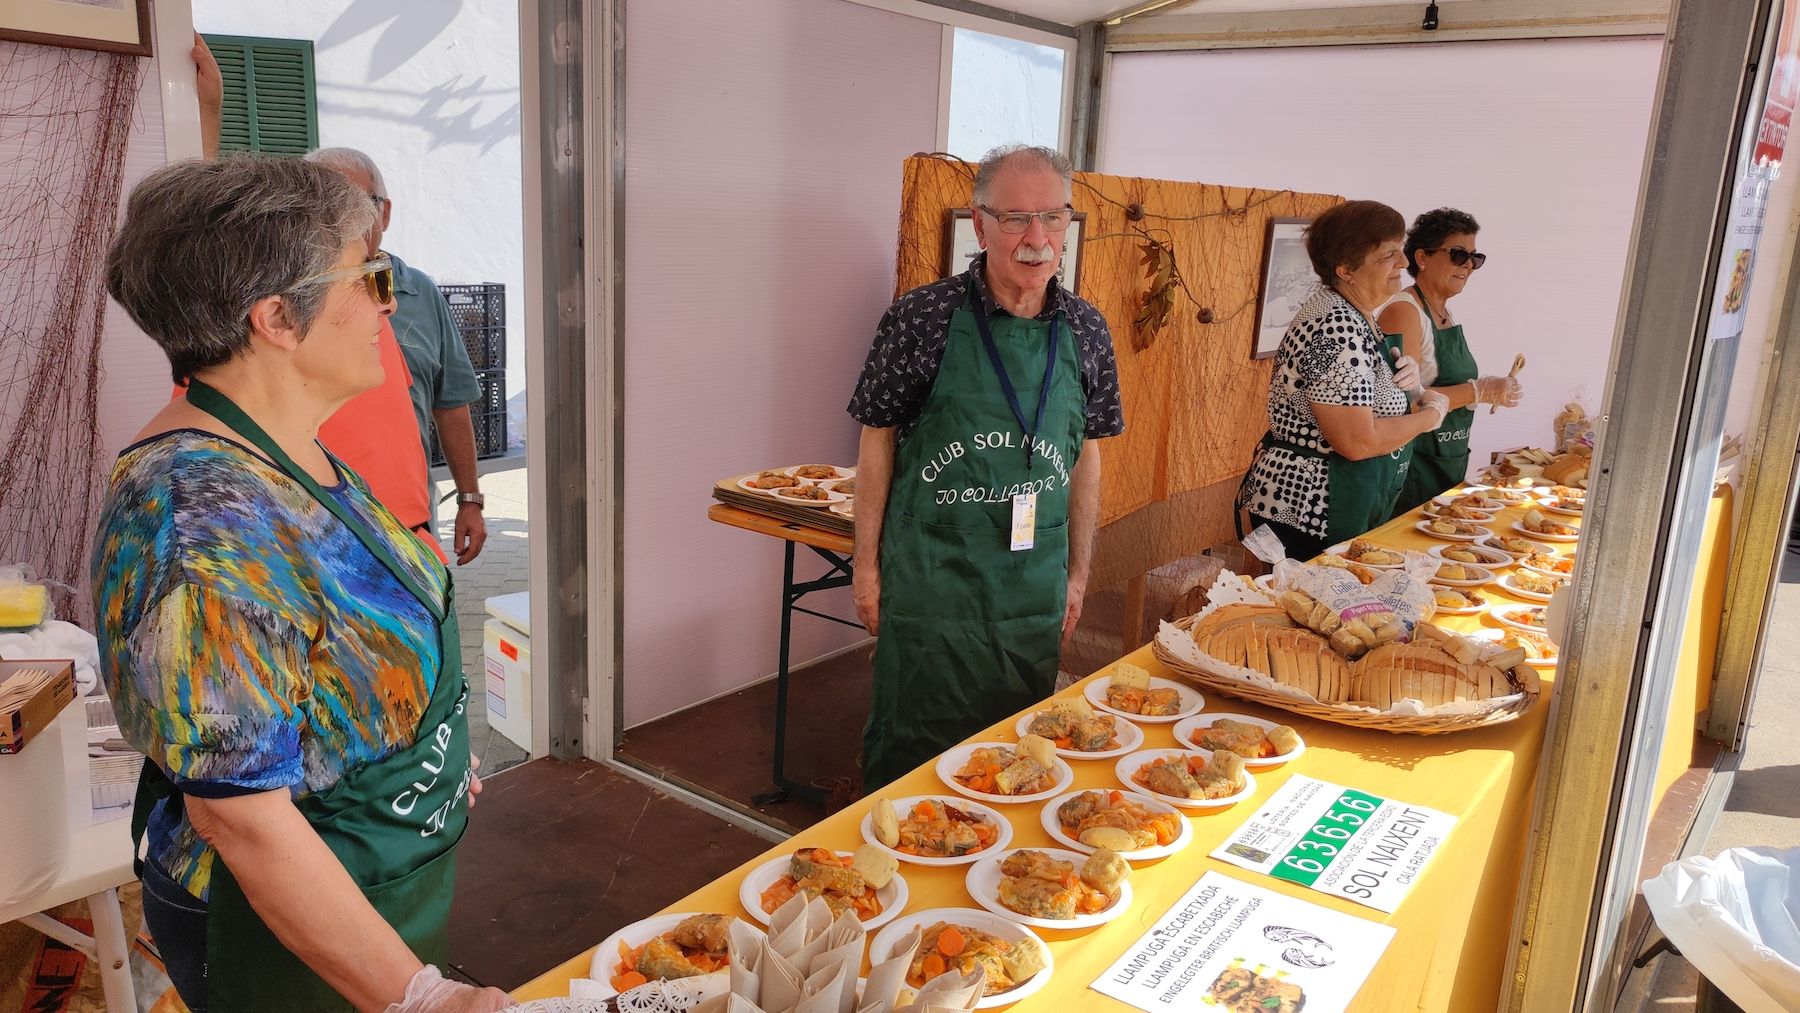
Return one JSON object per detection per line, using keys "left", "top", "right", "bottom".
{"left": 92, "top": 430, "right": 447, "bottom": 901}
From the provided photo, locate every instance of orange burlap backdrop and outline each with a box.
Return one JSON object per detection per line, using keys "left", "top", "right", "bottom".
{"left": 894, "top": 155, "right": 1342, "bottom": 526}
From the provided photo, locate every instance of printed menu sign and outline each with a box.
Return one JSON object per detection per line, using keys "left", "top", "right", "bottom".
{"left": 1210, "top": 776, "right": 1456, "bottom": 913}
{"left": 1090, "top": 871, "right": 1395, "bottom": 1013}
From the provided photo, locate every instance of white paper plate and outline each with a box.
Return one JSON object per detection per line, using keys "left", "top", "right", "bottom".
{"left": 869, "top": 908, "right": 1052, "bottom": 1010}
{"left": 1083, "top": 675, "right": 1204, "bottom": 724}
{"left": 1113, "top": 748, "right": 1257, "bottom": 810}
{"left": 1492, "top": 604, "right": 1550, "bottom": 634}
{"left": 1497, "top": 572, "right": 1564, "bottom": 603}
{"left": 736, "top": 474, "right": 810, "bottom": 496}
{"left": 1039, "top": 790, "right": 1193, "bottom": 863}
{"left": 963, "top": 848, "right": 1134, "bottom": 931}
{"left": 1415, "top": 519, "right": 1492, "bottom": 542}
{"left": 1426, "top": 542, "right": 1514, "bottom": 569}
{"left": 1013, "top": 710, "right": 1145, "bottom": 760}
{"left": 936, "top": 742, "right": 1076, "bottom": 805}
{"left": 859, "top": 796, "right": 1013, "bottom": 867}
{"left": 1478, "top": 533, "right": 1559, "bottom": 559}
{"left": 1462, "top": 485, "right": 1536, "bottom": 504}
{"left": 1471, "top": 627, "right": 1559, "bottom": 668}
{"left": 783, "top": 465, "right": 855, "bottom": 482}
{"left": 829, "top": 501, "right": 855, "bottom": 519}
{"left": 1171, "top": 712, "right": 1305, "bottom": 768}
{"left": 1423, "top": 499, "right": 1498, "bottom": 520}
{"left": 737, "top": 850, "right": 909, "bottom": 931}
{"left": 1531, "top": 485, "right": 1586, "bottom": 501}
{"left": 1538, "top": 500, "right": 1586, "bottom": 518}
{"left": 1427, "top": 590, "right": 1489, "bottom": 616}
{"left": 1513, "top": 519, "right": 1579, "bottom": 542}
{"left": 587, "top": 913, "right": 741, "bottom": 998}
{"left": 1520, "top": 557, "right": 1574, "bottom": 580}
{"left": 1429, "top": 561, "right": 1494, "bottom": 587}
{"left": 769, "top": 485, "right": 847, "bottom": 508}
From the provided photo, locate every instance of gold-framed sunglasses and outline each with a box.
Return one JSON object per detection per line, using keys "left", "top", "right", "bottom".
{"left": 290, "top": 254, "right": 395, "bottom": 304}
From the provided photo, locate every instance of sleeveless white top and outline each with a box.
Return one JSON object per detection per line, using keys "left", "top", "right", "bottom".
{"left": 1378, "top": 289, "right": 1440, "bottom": 388}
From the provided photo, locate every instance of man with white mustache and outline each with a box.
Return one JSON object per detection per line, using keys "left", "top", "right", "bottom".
{"left": 846, "top": 144, "right": 1124, "bottom": 790}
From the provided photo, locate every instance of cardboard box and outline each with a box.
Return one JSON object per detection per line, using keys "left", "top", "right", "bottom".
{"left": 0, "top": 659, "right": 76, "bottom": 754}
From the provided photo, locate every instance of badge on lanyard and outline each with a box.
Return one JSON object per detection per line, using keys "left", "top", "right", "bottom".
{"left": 1011, "top": 492, "right": 1037, "bottom": 551}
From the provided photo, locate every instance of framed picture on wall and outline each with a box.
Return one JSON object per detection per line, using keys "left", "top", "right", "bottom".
{"left": 1, "top": 0, "right": 153, "bottom": 57}
{"left": 2, "top": 0, "right": 151, "bottom": 56}
{"left": 944, "top": 208, "right": 1086, "bottom": 296}
{"left": 1252, "top": 217, "right": 1315, "bottom": 359}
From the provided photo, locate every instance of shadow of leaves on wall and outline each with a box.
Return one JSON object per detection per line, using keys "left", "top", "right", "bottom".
{"left": 318, "top": 74, "right": 520, "bottom": 156}
{"left": 318, "top": 0, "right": 466, "bottom": 82}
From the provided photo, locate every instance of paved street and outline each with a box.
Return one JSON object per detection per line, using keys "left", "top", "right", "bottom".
{"left": 432, "top": 455, "right": 532, "bottom": 775}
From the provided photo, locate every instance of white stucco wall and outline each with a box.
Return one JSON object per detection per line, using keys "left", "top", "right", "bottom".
{"left": 192, "top": 0, "right": 527, "bottom": 404}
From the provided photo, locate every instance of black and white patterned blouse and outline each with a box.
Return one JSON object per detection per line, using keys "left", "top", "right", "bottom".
{"left": 846, "top": 253, "right": 1125, "bottom": 442}
{"left": 1240, "top": 286, "right": 1409, "bottom": 538}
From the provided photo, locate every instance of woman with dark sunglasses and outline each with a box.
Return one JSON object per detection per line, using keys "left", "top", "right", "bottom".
{"left": 1378, "top": 207, "right": 1523, "bottom": 513}
{"left": 94, "top": 155, "right": 509, "bottom": 1012}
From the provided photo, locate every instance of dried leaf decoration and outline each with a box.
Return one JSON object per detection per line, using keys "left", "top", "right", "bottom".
{"left": 1134, "top": 238, "right": 1179, "bottom": 350}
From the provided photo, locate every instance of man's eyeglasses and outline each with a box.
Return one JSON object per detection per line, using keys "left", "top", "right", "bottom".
{"left": 291, "top": 254, "right": 395, "bottom": 304}
{"left": 1425, "top": 246, "right": 1488, "bottom": 270}
{"left": 976, "top": 204, "right": 1076, "bottom": 234}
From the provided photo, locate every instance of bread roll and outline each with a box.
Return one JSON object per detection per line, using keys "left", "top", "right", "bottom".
{"left": 1266, "top": 725, "right": 1302, "bottom": 755}
{"left": 1079, "top": 826, "right": 1138, "bottom": 852}
{"left": 852, "top": 844, "right": 897, "bottom": 889}
{"left": 1081, "top": 848, "right": 1130, "bottom": 897}
{"left": 872, "top": 798, "right": 900, "bottom": 847}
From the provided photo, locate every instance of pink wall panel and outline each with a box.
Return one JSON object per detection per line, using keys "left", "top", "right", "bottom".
{"left": 622, "top": 0, "right": 941, "bottom": 726}
{"left": 1101, "top": 38, "right": 1663, "bottom": 470}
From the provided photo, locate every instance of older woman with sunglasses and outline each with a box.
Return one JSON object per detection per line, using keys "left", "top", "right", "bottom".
{"left": 1378, "top": 208, "right": 1523, "bottom": 512}
{"left": 94, "top": 156, "right": 510, "bottom": 1013}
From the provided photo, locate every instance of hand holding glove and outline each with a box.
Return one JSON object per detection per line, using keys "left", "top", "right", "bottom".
{"left": 385, "top": 966, "right": 515, "bottom": 1013}
{"left": 1472, "top": 375, "right": 1523, "bottom": 407}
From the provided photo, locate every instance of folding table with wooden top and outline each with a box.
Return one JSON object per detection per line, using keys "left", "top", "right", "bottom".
{"left": 706, "top": 503, "right": 861, "bottom": 806}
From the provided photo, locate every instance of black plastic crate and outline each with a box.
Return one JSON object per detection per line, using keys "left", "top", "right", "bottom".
{"left": 440, "top": 284, "right": 505, "bottom": 370}
{"left": 428, "top": 368, "right": 508, "bottom": 465}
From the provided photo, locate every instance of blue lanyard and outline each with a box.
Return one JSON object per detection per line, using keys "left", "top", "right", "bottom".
{"left": 970, "top": 286, "right": 1059, "bottom": 473}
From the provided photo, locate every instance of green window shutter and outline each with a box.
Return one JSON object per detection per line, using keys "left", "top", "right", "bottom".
{"left": 201, "top": 34, "right": 318, "bottom": 155}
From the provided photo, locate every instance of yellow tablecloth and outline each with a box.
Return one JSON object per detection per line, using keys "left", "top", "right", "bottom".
{"left": 519, "top": 496, "right": 1570, "bottom": 1009}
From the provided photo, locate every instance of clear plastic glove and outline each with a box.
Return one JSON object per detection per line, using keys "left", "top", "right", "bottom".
{"left": 1472, "top": 375, "right": 1523, "bottom": 407}
{"left": 1416, "top": 390, "right": 1450, "bottom": 429}
{"left": 385, "top": 965, "right": 515, "bottom": 1013}
{"left": 1390, "top": 354, "right": 1421, "bottom": 393}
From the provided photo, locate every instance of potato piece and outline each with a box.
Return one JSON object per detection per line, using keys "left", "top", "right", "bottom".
{"left": 1078, "top": 826, "right": 1138, "bottom": 852}
{"left": 1081, "top": 848, "right": 1131, "bottom": 897}
{"left": 1207, "top": 750, "right": 1246, "bottom": 785}
{"left": 1002, "top": 937, "right": 1049, "bottom": 983}
{"left": 1112, "top": 663, "right": 1151, "bottom": 693}
{"left": 1266, "top": 725, "right": 1302, "bottom": 755}
{"left": 851, "top": 843, "right": 897, "bottom": 889}
{"left": 1018, "top": 733, "right": 1056, "bottom": 770}
{"left": 872, "top": 798, "right": 899, "bottom": 847}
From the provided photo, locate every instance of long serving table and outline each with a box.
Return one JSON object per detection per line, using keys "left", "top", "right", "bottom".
{"left": 707, "top": 504, "right": 863, "bottom": 806}
{"left": 520, "top": 495, "right": 1573, "bottom": 1009}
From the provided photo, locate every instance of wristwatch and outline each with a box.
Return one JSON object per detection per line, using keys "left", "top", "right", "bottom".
{"left": 455, "top": 491, "right": 485, "bottom": 509}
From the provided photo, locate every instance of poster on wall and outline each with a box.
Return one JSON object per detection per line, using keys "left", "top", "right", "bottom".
{"left": 1210, "top": 775, "right": 1456, "bottom": 913}
{"left": 0, "top": 0, "right": 153, "bottom": 57}
{"left": 1089, "top": 871, "right": 1396, "bottom": 1013}
{"left": 1252, "top": 217, "right": 1315, "bottom": 359}
{"left": 943, "top": 209, "right": 1085, "bottom": 295}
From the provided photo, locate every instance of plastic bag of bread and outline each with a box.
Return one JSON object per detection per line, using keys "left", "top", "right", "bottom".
{"left": 1280, "top": 556, "right": 1437, "bottom": 660}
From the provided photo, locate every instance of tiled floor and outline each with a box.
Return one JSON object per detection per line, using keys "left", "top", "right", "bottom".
{"left": 430, "top": 455, "right": 532, "bottom": 776}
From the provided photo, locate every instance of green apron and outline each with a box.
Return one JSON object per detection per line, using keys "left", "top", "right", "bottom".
{"left": 1395, "top": 286, "right": 1479, "bottom": 512}
{"left": 861, "top": 282, "right": 1085, "bottom": 790}
{"left": 131, "top": 380, "right": 471, "bottom": 1011}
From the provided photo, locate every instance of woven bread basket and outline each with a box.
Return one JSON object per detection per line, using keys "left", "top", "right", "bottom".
{"left": 1153, "top": 613, "right": 1541, "bottom": 735}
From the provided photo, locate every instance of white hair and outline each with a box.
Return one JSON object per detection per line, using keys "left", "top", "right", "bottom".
{"left": 305, "top": 146, "right": 389, "bottom": 200}
{"left": 972, "top": 144, "right": 1073, "bottom": 207}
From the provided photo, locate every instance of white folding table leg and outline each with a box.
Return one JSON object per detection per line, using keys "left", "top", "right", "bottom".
{"left": 89, "top": 887, "right": 138, "bottom": 1013}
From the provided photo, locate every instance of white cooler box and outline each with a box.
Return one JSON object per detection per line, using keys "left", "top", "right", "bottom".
{"left": 481, "top": 591, "right": 532, "bottom": 752}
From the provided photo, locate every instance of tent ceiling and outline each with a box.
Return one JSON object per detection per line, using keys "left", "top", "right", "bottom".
{"left": 974, "top": 0, "right": 1591, "bottom": 28}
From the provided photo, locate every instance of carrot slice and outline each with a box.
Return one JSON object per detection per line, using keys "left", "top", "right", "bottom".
{"left": 922, "top": 953, "right": 947, "bottom": 978}
{"left": 938, "top": 926, "right": 966, "bottom": 956}
{"left": 611, "top": 971, "right": 648, "bottom": 992}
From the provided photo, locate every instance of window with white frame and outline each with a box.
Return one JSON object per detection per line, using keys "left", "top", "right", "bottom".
{"left": 945, "top": 27, "right": 1067, "bottom": 159}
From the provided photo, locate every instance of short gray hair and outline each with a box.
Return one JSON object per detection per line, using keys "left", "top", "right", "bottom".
{"left": 305, "top": 146, "right": 388, "bottom": 199}
{"left": 972, "top": 144, "right": 1073, "bottom": 207}
{"left": 106, "top": 154, "right": 377, "bottom": 384}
